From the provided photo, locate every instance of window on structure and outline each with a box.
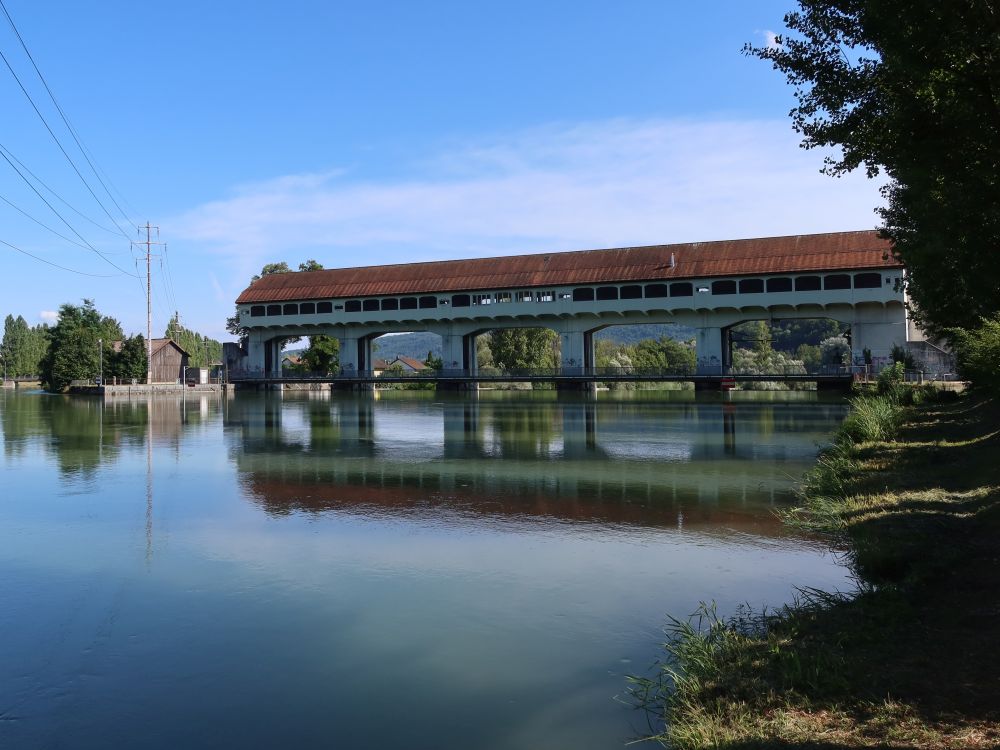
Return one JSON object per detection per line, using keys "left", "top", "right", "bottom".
{"left": 712, "top": 280, "right": 737, "bottom": 295}
{"left": 266, "top": 304, "right": 282, "bottom": 316}
{"left": 538, "top": 291, "right": 555, "bottom": 302}
{"left": 318, "top": 302, "right": 333, "bottom": 313}
{"left": 283, "top": 303, "right": 298, "bottom": 315}
{"left": 854, "top": 272, "right": 881, "bottom": 289}
{"left": 400, "top": 297, "right": 418, "bottom": 310}
{"left": 824, "top": 274, "right": 851, "bottom": 290}
{"left": 515, "top": 291, "right": 533, "bottom": 303}
{"left": 381, "top": 298, "right": 399, "bottom": 311}
{"left": 559, "top": 292, "right": 572, "bottom": 300}
{"left": 596, "top": 286, "right": 619, "bottom": 301}
{"left": 573, "top": 288, "right": 595, "bottom": 302}
{"left": 345, "top": 300, "right": 362, "bottom": 312}
{"left": 496, "top": 292, "right": 512, "bottom": 303}
{"left": 620, "top": 285, "right": 642, "bottom": 299}
{"left": 419, "top": 296, "right": 437, "bottom": 309}
{"left": 767, "top": 277, "right": 792, "bottom": 292}
{"left": 250, "top": 306, "right": 265, "bottom": 317}
{"left": 473, "top": 294, "right": 491, "bottom": 305}
{"left": 645, "top": 283, "right": 669, "bottom": 298}
{"left": 299, "top": 302, "right": 316, "bottom": 315}
{"left": 362, "top": 299, "right": 380, "bottom": 312}
{"left": 669, "top": 282, "right": 693, "bottom": 297}
{"left": 452, "top": 294, "right": 470, "bottom": 307}
{"left": 795, "top": 276, "right": 822, "bottom": 292}
{"left": 739, "top": 279, "right": 764, "bottom": 294}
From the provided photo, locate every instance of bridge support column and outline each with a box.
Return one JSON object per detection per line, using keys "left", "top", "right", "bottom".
{"left": 556, "top": 325, "right": 596, "bottom": 392}
{"left": 246, "top": 331, "right": 267, "bottom": 376}
{"left": 695, "top": 326, "right": 724, "bottom": 376}
{"left": 850, "top": 321, "right": 906, "bottom": 368}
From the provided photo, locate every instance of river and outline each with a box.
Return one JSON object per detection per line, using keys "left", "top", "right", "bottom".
{"left": 0, "top": 388, "right": 852, "bottom": 749}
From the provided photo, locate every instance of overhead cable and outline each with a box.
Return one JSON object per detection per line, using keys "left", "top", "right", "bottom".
{"left": 0, "top": 237, "right": 118, "bottom": 277}
{"left": 0, "top": 0, "right": 140, "bottom": 226}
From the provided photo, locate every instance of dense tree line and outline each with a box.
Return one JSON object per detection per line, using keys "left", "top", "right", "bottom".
{"left": 164, "top": 314, "right": 223, "bottom": 368}
{"left": 1, "top": 315, "right": 49, "bottom": 378}
{"left": 37, "top": 300, "right": 147, "bottom": 391}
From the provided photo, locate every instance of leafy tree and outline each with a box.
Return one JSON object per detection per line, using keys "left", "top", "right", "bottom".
{"left": 746, "top": 2, "right": 1000, "bottom": 333}
{"left": 40, "top": 300, "right": 124, "bottom": 391}
{"left": 297, "top": 259, "right": 324, "bottom": 272}
{"left": 424, "top": 350, "right": 443, "bottom": 371}
{"left": 488, "top": 328, "right": 559, "bottom": 372}
{"left": 301, "top": 335, "right": 339, "bottom": 373}
{"left": 1, "top": 315, "right": 49, "bottom": 377}
{"left": 949, "top": 315, "right": 1000, "bottom": 391}
{"left": 165, "top": 314, "right": 223, "bottom": 368}
{"left": 629, "top": 336, "right": 696, "bottom": 374}
{"left": 251, "top": 262, "right": 292, "bottom": 282}
{"left": 820, "top": 335, "right": 851, "bottom": 366}
{"left": 108, "top": 335, "right": 147, "bottom": 382}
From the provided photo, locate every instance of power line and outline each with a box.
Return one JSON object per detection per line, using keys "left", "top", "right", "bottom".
{"left": 0, "top": 191, "right": 97, "bottom": 251}
{"left": 0, "top": 143, "right": 137, "bottom": 277}
{"left": 1, "top": 144, "right": 127, "bottom": 237}
{"left": 0, "top": 237, "right": 117, "bottom": 277}
{"left": 0, "top": 42, "right": 132, "bottom": 239}
{"left": 0, "top": 0, "right": 139, "bottom": 226}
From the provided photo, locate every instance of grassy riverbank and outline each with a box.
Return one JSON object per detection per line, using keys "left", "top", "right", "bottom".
{"left": 636, "top": 390, "right": 1000, "bottom": 748}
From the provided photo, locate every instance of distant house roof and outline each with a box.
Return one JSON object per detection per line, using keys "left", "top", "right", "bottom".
{"left": 391, "top": 355, "right": 428, "bottom": 371}
{"left": 235, "top": 230, "right": 897, "bottom": 304}
{"left": 372, "top": 358, "right": 391, "bottom": 370}
{"left": 281, "top": 354, "right": 302, "bottom": 365}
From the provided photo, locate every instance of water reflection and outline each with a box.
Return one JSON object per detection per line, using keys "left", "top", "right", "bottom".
{"left": 0, "top": 388, "right": 851, "bottom": 750}
{"left": 225, "top": 392, "right": 847, "bottom": 536}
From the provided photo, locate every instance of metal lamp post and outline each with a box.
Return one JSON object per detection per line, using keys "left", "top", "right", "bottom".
{"left": 98, "top": 339, "right": 103, "bottom": 385}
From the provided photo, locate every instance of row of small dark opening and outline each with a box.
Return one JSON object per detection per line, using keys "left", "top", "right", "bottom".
{"left": 248, "top": 272, "right": 887, "bottom": 318}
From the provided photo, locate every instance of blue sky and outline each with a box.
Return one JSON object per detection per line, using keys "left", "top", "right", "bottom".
{"left": 0, "top": 1, "right": 884, "bottom": 339}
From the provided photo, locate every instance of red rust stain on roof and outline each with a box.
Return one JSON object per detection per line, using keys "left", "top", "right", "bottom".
{"left": 236, "top": 231, "right": 896, "bottom": 304}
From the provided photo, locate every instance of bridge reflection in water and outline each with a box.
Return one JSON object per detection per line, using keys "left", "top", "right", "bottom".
{"left": 225, "top": 392, "right": 847, "bottom": 536}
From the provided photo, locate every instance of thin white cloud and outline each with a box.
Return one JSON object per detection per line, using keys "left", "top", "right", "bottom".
{"left": 171, "top": 118, "right": 884, "bottom": 282}
{"left": 39, "top": 310, "right": 58, "bottom": 323}
{"left": 762, "top": 30, "right": 781, "bottom": 50}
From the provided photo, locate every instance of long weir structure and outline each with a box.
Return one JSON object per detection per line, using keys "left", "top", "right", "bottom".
{"left": 227, "top": 230, "right": 924, "bottom": 389}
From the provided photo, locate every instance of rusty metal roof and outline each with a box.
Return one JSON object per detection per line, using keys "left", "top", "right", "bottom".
{"left": 235, "top": 230, "right": 896, "bottom": 304}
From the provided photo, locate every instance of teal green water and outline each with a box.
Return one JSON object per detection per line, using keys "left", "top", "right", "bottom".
{"left": 0, "top": 389, "right": 851, "bottom": 749}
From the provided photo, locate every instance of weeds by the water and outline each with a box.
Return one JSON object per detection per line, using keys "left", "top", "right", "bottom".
{"left": 630, "top": 391, "right": 1000, "bottom": 748}
{"left": 839, "top": 394, "right": 900, "bottom": 443}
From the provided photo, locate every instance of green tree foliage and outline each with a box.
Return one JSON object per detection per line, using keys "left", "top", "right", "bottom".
{"left": 949, "top": 315, "right": 1000, "bottom": 391}
{"left": 1, "top": 315, "right": 49, "bottom": 377}
{"left": 746, "top": 2, "right": 1000, "bottom": 333}
{"left": 301, "top": 335, "right": 339, "bottom": 373}
{"left": 820, "top": 335, "right": 851, "bottom": 366}
{"left": 488, "top": 328, "right": 559, "bottom": 371}
{"left": 108, "top": 335, "right": 148, "bottom": 382}
{"left": 251, "top": 261, "right": 292, "bottom": 282}
{"left": 40, "top": 300, "right": 124, "bottom": 392}
{"left": 424, "top": 350, "right": 443, "bottom": 371}
{"left": 629, "top": 336, "right": 696, "bottom": 374}
{"left": 297, "top": 259, "right": 324, "bottom": 272}
{"left": 164, "top": 314, "right": 223, "bottom": 368}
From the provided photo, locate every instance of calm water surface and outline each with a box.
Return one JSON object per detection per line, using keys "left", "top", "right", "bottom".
{"left": 0, "top": 389, "right": 852, "bottom": 749}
